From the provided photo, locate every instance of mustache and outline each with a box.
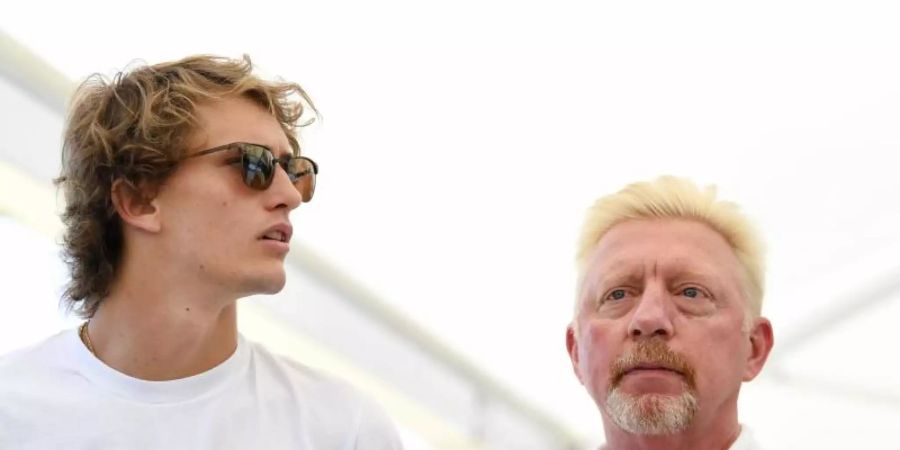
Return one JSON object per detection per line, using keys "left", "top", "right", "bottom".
{"left": 610, "top": 339, "right": 697, "bottom": 389}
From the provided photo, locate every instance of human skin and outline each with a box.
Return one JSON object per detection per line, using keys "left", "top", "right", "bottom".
{"left": 567, "top": 218, "right": 773, "bottom": 450}
{"left": 86, "top": 96, "right": 304, "bottom": 381}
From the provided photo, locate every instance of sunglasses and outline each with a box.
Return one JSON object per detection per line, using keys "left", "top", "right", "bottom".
{"left": 184, "top": 142, "right": 318, "bottom": 202}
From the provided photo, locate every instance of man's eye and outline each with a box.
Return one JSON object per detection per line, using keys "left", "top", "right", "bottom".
{"left": 607, "top": 289, "right": 628, "bottom": 301}
{"left": 681, "top": 287, "right": 703, "bottom": 298}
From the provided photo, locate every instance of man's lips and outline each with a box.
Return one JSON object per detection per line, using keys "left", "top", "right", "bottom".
{"left": 259, "top": 223, "right": 293, "bottom": 243}
{"left": 624, "top": 364, "right": 684, "bottom": 376}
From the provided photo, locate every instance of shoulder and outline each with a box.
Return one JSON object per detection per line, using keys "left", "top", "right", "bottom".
{"left": 244, "top": 339, "right": 404, "bottom": 448}
{"left": 0, "top": 330, "right": 73, "bottom": 382}
{"left": 245, "top": 339, "right": 356, "bottom": 396}
{"left": 0, "top": 331, "right": 82, "bottom": 435}
{"left": 245, "top": 340, "right": 372, "bottom": 412}
{"left": 730, "top": 425, "right": 764, "bottom": 450}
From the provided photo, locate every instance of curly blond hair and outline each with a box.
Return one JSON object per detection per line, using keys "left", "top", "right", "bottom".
{"left": 56, "top": 54, "right": 316, "bottom": 318}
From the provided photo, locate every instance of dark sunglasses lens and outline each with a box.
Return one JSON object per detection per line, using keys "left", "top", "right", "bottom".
{"left": 286, "top": 158, "right": 316, "bottom": 202}
{"left": 241, "top": 145, "right": 275, "bottom": 190}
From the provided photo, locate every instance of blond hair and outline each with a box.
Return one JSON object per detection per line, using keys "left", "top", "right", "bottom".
{"left": 575, "top": 176, "right": 766, "bottom": 317}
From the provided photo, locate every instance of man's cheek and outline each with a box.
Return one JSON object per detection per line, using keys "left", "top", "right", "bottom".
{"left": 586, "top": 350, "right": 613, "bottom": 387}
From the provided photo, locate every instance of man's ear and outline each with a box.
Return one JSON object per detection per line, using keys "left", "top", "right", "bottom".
{"left": 110, "top": 178, "right": 161, "bottom": 233}
{"left": 743, "top": 317, "right": 774, "bottom": 381}
{"left": 566, "top": 324, "right": 585, "bottom": 385}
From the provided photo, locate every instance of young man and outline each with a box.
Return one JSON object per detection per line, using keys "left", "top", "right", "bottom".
{"left": 566, "top": 176, "right": 775, "bottom": 450}
{"left": 0, "top": 55, "right": 403, "bottom": 449}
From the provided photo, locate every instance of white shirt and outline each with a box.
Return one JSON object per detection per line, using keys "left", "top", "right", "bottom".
{"left": 730, "top": 426, "right": 763, "bottom": 450}
{"left": 0, "top": 329, "right": 403, "bottom": 450}
{"left": 598, "top": 425, "right": 763, "bottom": 450}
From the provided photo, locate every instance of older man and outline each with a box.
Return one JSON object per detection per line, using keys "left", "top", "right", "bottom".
{"left": 566, "top": 176, "right": 774, "bottom": 450}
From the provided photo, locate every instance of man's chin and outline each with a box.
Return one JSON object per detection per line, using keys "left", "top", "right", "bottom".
{"left": 259, "top": 275, "right": 287, "bottom": 294}
{"left": 239, "top": 270, "right": 287, "bottom": 296}
{"left": 605, "top": 388, "right": 699, "bottom": 435}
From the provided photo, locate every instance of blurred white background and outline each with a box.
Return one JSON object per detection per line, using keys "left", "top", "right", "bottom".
{"left": 2, "top": 1, "right": 900, "bottom": 448}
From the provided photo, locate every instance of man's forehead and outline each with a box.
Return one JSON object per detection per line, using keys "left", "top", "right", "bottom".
{"left": 188, "top": 98, "right": 293, "bottom": 156}
{"left": 585, "top": 219, "right": 740, "bottom": 279}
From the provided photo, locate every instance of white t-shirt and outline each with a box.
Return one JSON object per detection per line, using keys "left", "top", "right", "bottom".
{"left": 598, "top": 425, "right": 763, "bottom": 450}
{"left": 730, "top": 425, "right": 763, "bottom": 450}
{"left": 0, "top": 329, "right": 404, "bottom": 450}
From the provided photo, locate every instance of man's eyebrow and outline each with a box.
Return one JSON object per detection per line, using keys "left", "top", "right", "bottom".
{"left": 662, "top": 258, "right": 722, "bottom": 280}
{"left": 667, "top": 267, "right": 714, "bottom": 280}
{"left": 662, "top": 266, "right": 734, "bottom": 295}
{"left": 593, "top": 263, "right": 645, "bottom": 285}
{"left": 592, "top": 259, "right": 726, "bottom": 285}
{"left": 272, "top": 146, "right": 294, "bottom": 159}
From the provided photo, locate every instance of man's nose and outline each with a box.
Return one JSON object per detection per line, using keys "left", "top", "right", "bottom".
{"left": 266, "top": 163, "right": 303, "bottom": 211}
{"left": 627, "top": 284, "right": 675, "bottom": 339}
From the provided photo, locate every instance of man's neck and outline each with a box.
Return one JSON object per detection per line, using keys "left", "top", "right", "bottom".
{"left": 602, "top": 404, "right": 741, "bottom": 450}
{"left": 84, "top": 259, "right": 240, "bottom": 381}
